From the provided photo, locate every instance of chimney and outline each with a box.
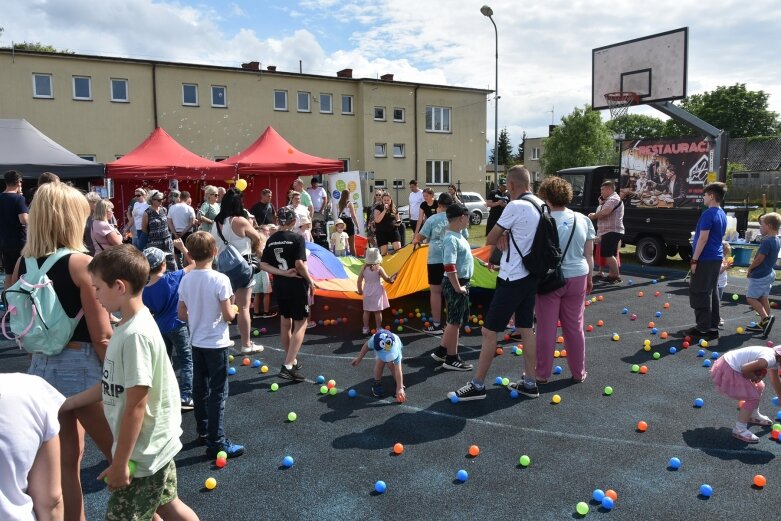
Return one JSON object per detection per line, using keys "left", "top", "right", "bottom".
{"left": 380, "top": 73, "right": 394, "bottom": 81}
{"left": 266, "top": 65, "right": 277, "bottom": 72}
{"left": 337, "top": 68, "right": 353, "bottom": 78}
{"left": 241, "top": 61, "right": 259, "bottom": 70}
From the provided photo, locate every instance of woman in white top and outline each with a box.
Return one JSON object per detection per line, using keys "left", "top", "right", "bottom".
{"left": 90, "top": 199, "right": 123, "bottom": 253}
{"left": 129, "top": 187, "right": 149, "bottom": 250}
{"left": 338, "top": 188, "right": 360, "bottom": 256}
{"left": 212, "top": 188, "right": 264, "bottom": 354}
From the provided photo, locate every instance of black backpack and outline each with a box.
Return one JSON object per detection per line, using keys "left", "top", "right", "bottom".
{"left": 507, "top": 194, "right": 562, "bottom": 278}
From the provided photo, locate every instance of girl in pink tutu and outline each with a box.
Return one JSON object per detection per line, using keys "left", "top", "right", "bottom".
{"left": 357, "top": 248, "right": 396, "bottom": 334}
{"left": 710, "top": 344, "right": 781, "bottom": 443}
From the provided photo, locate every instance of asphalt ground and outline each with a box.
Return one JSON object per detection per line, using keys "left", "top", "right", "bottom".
{"left": 3, "top": 265, "right": 781, "bottom": 520}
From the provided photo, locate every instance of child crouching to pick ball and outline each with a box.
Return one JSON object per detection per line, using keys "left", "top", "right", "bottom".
{"left": 351, "top": 330, "right": 406, "bottom": 402}
{"left": 710, "top": 344, "right": 781, "bottom": 443}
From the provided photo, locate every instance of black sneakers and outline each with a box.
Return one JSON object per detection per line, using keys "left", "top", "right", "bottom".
{"left": 430, "top": 346, "right": 447, "bottom": 363}
{"left": 442, "top": 357, "right": 474, "bottom": 371}
{"left": 763, "top": 316, "right": 775, "bottom": 339}
{"left": 206, "top": 438, "right": 245, "bottom": 459}
{"left": 508, "top": 380, "right": 540, "bottom": 398}
{"left": 279, "top": 365, "right": 305, "bottom": 381}
{"left": 424, "top": 324, "right": 444, "bottom": 335}
{"left": 371, "top": 381, "right": 384, "bottom": 398}
{"left": 448, "top": 382, "right": 486, "bottom": 401}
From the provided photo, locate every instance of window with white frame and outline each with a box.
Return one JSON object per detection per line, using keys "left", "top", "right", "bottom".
{"left": 319, "top": 93, "right": 332, "bottom": 113}
{"left": 32, "top": 73, "right": 53, "bottom": 98}
{"left": 297, "top": 91, "right": 311, "bottom": 112}
{"left": 393, "top": 107, "right": 405, "bottom": 122}
{"left": 425, "top": 106, "right": 451, "bottom": 132}
{"left": 274, "top": 90, "right": 288, "bottom": 111}
{"left": 374, "top": 106, "right": 386, "bottom": 121}
{"left": 182, "top": 83, "right": 198, "bottom": 106}
{"left": 374, "top": 179, "right": 387, "bottom": 189}
{"left": 374, "top": 143, "right": 387, "bottom": 157}
{"left": 110, "top": 78, "right": 128, "bottom": 102}
{"left": 425, "top": 160, "right": 451, "bottom": 184}
{"left": 531, "top": 147, "right": 540, "bottom": 160}
{"left": 73, "top": 76, "right": 92, "bottom": 100}
{"left": 211, "top": 85, "right": 227, "bottom": 107}
{"left": 341, "top": 94, "right": 353, "bottom": 114}
{"left": 393, "top": 144, "right": 405, "bottom": 158}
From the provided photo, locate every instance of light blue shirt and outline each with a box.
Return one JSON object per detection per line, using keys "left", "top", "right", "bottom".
{"left": 442, "top": 230, "right": 474, "bottom": 280}
{"left": 420, "top": 212, "right": 468, "bottom": 264}
{"left": 550, "top": 209, "right": 596, "bottom": 279}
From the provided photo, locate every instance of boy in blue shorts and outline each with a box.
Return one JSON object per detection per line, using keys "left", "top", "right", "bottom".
{"left": 745, "top": 212, "right": 781, "bottom": 338}
{"left": 61, "top": 244, "right": 198, "bottom": 521}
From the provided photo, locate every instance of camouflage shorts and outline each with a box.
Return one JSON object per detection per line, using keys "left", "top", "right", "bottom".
{"left": 105, "top": 459, "right": 178, "bottom": 521}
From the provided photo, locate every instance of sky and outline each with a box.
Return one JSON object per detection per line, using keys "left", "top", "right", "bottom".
{"left": 2, "top": 0, "right": 780, "bottom": 156}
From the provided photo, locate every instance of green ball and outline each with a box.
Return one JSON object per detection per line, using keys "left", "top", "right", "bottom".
{"left": 631, "top": 364, "right": 640, "bottom": 373}
{"left": 216, "top": 450, "right": 228, "bottom": 460}
{"left": 772, "top": 423, "right": 781, "bottom": 432}
{"left": 397, "top": 326, "right": 403, "bottom": 332}
{"left": 604, "top": 386, "right": 613, "bottom": 396}
{"left": 270, "top": 383, "right": 279, "bottom": 391}
{"left": 519, "top": 454, "right": 531, "bottom": 467}
{"left": 253, "top": 329, "right": 260, "bottom": 337}
{"left": 320, "top": 385, "right": 328, "bottom": 394}
{"left": 653, "top": 352, "right": 661, "bottom": 360}
{"left": 501, "top": 377, "right": 510, "bottom": 386}
{"left": 287, "top": 411, "right": 297, "bottom": 422}
{"left": 576, "top": 502, "right": 589, "bottom": 515}
{"left": 329, "top": 387, "right": 338, "bottom": 395}
{"left": 732, "top": 293, "right": 739, "bottom": 301}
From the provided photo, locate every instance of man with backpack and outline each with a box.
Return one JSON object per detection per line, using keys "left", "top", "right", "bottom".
{"left": 449, "top": 166, "right": 548, "bottom": 401}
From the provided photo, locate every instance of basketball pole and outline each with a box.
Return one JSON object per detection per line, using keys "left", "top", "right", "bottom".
{"left": 481, "top": 5, "right": 499, "bottom": 188}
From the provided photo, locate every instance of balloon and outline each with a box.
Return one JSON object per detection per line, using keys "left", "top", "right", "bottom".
{"left": 235, "top": 179, "right": 248, "bottom": 191}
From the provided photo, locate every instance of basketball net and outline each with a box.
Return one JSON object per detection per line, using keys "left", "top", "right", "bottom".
{"left": 604, "top": 92, "right": 639, "bottom": 119}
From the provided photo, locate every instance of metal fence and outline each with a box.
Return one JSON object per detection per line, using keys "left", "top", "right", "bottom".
{"left": 729, "top": 170, "right": 781, "bottom": 202}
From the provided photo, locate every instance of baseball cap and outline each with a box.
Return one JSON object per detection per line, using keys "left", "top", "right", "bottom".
{"left": 372, "top": 331, "right": 402, "bottom": 363}
{"left": 277, "top": 206, "right": 297, "bottom": 225}
{"left": 143, "top": 247, "right": 166, "bottom": 270}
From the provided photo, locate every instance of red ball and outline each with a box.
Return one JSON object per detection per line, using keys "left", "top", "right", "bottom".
{"left": 216, "top": 457, "right": 227, "bottom": 468}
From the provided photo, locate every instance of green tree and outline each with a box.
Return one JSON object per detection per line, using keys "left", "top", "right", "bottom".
{"left": 488, "top": 127, "right": 515, "bottom": 167}
{"left": 663, "top": 84, "right": 780, "bottom": 138}
{"left": 515, "top": 131, "right": 526, "bottom": 163}
{"left": 540, "top": 105, "right": 615, "bottom": 176}
{"left": 605, "top": 114, "right": 666, "bottom": 139}
{"left": 0, "top": 41, "right": 72, "bottom": 53}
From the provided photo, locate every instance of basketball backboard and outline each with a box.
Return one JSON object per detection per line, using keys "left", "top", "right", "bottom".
{"left": 592, "top": 27, "right": 688, "bottom": 111}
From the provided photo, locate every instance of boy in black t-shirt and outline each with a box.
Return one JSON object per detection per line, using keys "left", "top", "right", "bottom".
{"left": 260, "top": 206, "right": 317, "bottom": 381}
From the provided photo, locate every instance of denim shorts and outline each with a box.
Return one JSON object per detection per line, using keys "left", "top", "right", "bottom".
{"left": 746, "top": 271, "right": 775, "bottom": 299}
{"left": 28, "top": 342, "right": 102, "bottom": 397}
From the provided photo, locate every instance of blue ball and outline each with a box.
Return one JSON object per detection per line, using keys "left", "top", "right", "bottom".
{"left": 316, "top": 375, "right": 325, "bottom": 384}
{"left": 393, "top": 319, "right": 399, "bottom": 325}
{"left": 651, "top": 328, "right": 658, "bottom": 335}
{"left": 456, "top": 469, "right": 468, "bottom": 482}
{"left": 628, "top": 279, "right": 634, "bottom": 285}
{"left": 374, "top": 480, "right": 387, "bottom": 493}
{"left": 750, "top": 321, "right": 758, "bottom": 328}
{"left": 710, "top": 352, "right": 719, "bottom": 359}
{"left": 601, "top": 496, "right": 615, "bottom": 510}
{"left": 251, "top": 359, "right": 261, "bottom": 368}
{"left": 703, "top": 359, "right": 712, "bottom": 368}
{"left": 510, "top": 390, "right": 519, "bottom": 399}
{"left": 450, "top": 394, "right": 460, "bottom": 404}
{"left": 655, "top": 311, "right": 662, "bottom": 318}
{"left": 773, "top": 396, "right": 779, "bottom": 406}
{"left": 592, "top": 489, "right": 605, "bottom": 502}
{"left": 553, "top": 365, "right": 562, "bottom": 375}
{"left": 282, "top": 456, "right": 294, "bottom": 468}
{"left": 669, "top": 347, "right": 677, "bottom": 354}
{"left": 699, "top": 484, "right": 713, "bottom": 497}
{"left": 227, "top": 367, "right": 237, "bottom": 375}
{"left": 652, "top": 279, "right": 658, "bottom": 284}
{"left": 694, "top": 398, "right": 704, "bottom": 408}
{"left": 668, "top": 457, "right": 681, "bottom": 470}
{"left": 697, "top": 349, "right": 705, "bottom": 357}
{"left": 318, "top": 320, "right": 324, "bottom": 325}
{"left": 622, "top": 308, "right": 628, "bottom": 314}
{"left": 348, "top": 389, "right": 357, "bottom": 398}
{"left": 495, "top": 376, "right": 504, "bottom": 385}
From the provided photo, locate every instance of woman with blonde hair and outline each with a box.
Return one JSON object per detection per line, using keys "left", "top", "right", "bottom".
{"left": 198, "top": 185, "right": 220, "bottom": 232}
{"left": 11, "top": 182, "right": 113, "bottom": 521}
{"left": 91, "top": 199, "right": 123, "bottom": 252}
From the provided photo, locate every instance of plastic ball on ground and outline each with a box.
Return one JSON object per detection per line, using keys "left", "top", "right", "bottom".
{"left": 638, "top": 291, "right": 644, "bottom": 297}
{"left": 754, "top": 475, "right": 767, "bottom": 488}
{"left": 253, "top": 329, "right": 260, "bottom": 337}
{"left": 737, "top": 326, "right": 744, "bottom": 334}
{"left": 501, "top": 377, "right": 510, "bottom": 387}
{"left": 699, "top": 484, "right": 713, "bottom": 498}
{"left": 287, "top": 411, "right": 297, "bottom": 422}
{"left": 682, "top": 341, "right": 690, "bottom": 348}
{"left": 774, "top": 396, "right": 780, "bottom": 406}
{"left": 605, "top": 489, "right": 618, "bottom": 501}
{"left": 664, "top": 302, "right": 670, "bottom": 309}
{"left": 228, "top": 354, "right": 234, "bottom": 363}
{"left": 769, "top": 340, "right": 776, "bottom": 348}
{"left": 622, "top": 307, "right": 628, "bottom": 314}
{"left": 560, "top": 349, "right": 568, "bottom": 357}
{"left": 464, "top": 326, "right": 472, "bottom": 334}
{"left": 557, "top": 335, "right": 564, "bottom": 343}
{"left": 495, "top": 347, "right": 504, "bottom": 356}
{"left": 592, "top": 489, "right": 605, "bottom": 502}
{"left": 586, "top": 325, "right": 593, "bottom": 332}
{"left": 282, "top": 456, "right": 294, "bottom": 468}
{"left": 374, "top": 480, "right": 387, "bottom": 493}
{"left": 697, "top": 349, "right": 705, "bottom": 357}
{"left": 652, "top": 279, "right": 658, "bottom": 284}
{"left": 639, "top": 365, "right": 648, "bottom": 374}
{"left": 251, "top": 359, "right": 261, "bottom": 368}
{"left": 655, "top": 311, "right": 662, "bottom": 318}
{"left": 612, "top": 334, "right": 620, "bottom": 341}
{"left": 628, "top": 279, "right": 634, "bottom": 285}
{"left": 597, "top": 295, "right": 604, "bottom": 302}
{"left": 669, "top": 347, "right": 677, "bottom": 354}
{"left": 637, "top": 421, "right": 648, "bottom": 432}
{"left": 510, "top": 390, "right": 519, "bottom": 399}
{"left": 553, "top": 365, "right": 562, "bottom": 374}
{"left": 554, "top": 350, "right": 561, "bottom": 358}
{"left": 648, "top": 321, "right": 655, "bottom": 328}
{"left": 732, "top": 294, "right": 739, "bottom": 301}
{"left": 495, "top": 376, "right": 503, "bottom": 385}
{"left": 576, "top": 502, "right": 589, "bottom": 516}
{"left": 468, "top": 445, "right": 480, "bottom": 457}
{"left": 327, "top": 379, "right": 336, "bottom": 389}
{"left": 604, "top": 386, "right": 613, "bottom": 396}
{"left": 348, "top": 388, "right": 357, "bottom": 398}
{"left": 668, "top": 457, "right": 681, "bottom": 470}
{"left": 694, "top": 398, "right": 704, "bottom": 408}
{"left": 551, "top": 394, "right": 561, "bottom": 404}
{"left": 270, "top": 383, "right": 279, "bottom": 391}
{"left": 654, "top": 291, "right": 661, "bottom": 297}
{"left": 650, "top": 328, "right": 658, "bottom": 335}
{"left": 205, "top": 477, "right": 217, "bottom": 490}
{"left": 660, "top": 331, "right": 668, "bottom": 339}
{"left": 631, "top": 364, "right": 640, "bottom": 373}
{"left": 643, "top": 345, "right": 651, "bottom": 352}
{"left": 216, "top": 457, "right": 227, "bottom": 468}
{"left": 329, "top": 387, "right": 337, "bottom": 395}
{"left": 630, "top": 314, "right": 638, "bottom": 321}
{"left": 242, "top": 357, "right": 250, "bottom": 366}
{"left": 227, "top": 367, "right": 237, "bottom": 375}
{"left": 393, "top": 443, "right": 404, "bottom": 455}
{"left": 700, "top": 339, "right": 709, "bottom": 348}
{"left": 703, "top": 359, "right": 712, "bottom": 368}
{"left": 260, "top": 365, "right": 269, "bottom": 373}
{"left": 450, "top": 394, "right": 459, "bottom": 404}
{"left": 597, "top": 320, "right": 604, "bottom": 327}
{"left": 711, "top": 352, "right": 719, "bottom": 359}
{"left": 316, "top": 375, "right": 325, "bottom": 384}
{"left": 653, "top": 352, "right": 661, "bottom": 360}
{"left": 519, "top": 454, "right": 531, "bottom": 467}
{"left": 260, "top": 327, "right": 267, "bottom": 334}
{"left": 601, "top": 497, "right": 614, "bottom": 510}
{"left": 456, "top": 469, "right": 469, "bottom": 482}
{"left": 320, "top": 385, "right": 328, "bottom": 394}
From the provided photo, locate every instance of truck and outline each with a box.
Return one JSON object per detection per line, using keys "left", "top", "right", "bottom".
{"left": 558, "top": 153, "right": 751, "bottom": 266}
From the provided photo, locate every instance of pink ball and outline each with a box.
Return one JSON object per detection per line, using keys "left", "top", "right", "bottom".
{"left": 768, "top": 340, "right": 775, "bottom": 347}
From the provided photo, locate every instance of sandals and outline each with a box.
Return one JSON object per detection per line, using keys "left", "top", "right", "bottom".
{"left": 732, "top": 427, "right": 759, "bottom": 443}
{"left": 748, "top": 413, "right": 773, "bottom": 426}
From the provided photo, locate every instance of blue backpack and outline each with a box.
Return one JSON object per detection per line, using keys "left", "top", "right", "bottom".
{"left": 1, "top": 249, "right": 84, "bottom": 355}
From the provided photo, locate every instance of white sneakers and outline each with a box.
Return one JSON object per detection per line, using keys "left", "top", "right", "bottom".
{"left": 240, "top": 343, "right": 264, "bottom": 354}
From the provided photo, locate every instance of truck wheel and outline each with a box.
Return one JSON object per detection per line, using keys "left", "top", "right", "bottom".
{"left": 678, "top": 245, "right": 692, "bottom": 263}
{"left": 470, "top": 212, "right": 483, "bottom": 225}
{"left": 636, "top": 237, "right": 666, "bottom": 266}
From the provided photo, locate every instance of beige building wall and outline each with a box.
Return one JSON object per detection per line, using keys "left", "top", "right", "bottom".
{"left": 0, "top": 50, "right": 489, "bottom": 195}
{"left": 524, "top": 136, "right": 545, "bottom": 183}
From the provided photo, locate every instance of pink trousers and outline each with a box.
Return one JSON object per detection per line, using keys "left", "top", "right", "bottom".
{"left": 534, "top": 274, "right": 588, "bottom": 381}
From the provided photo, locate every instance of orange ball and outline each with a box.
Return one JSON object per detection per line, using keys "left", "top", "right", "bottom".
{"left": 682, "top": 341, "right": 690, "bottom": 348}
{"left": 648, "top": 322, "right": 655, "bottom": 328}
{"left": 753, "top": 474, "right": 767, "bottom": 488}
{"left": 370, "top": 328, "right": 377, "bottom": 334}
{"left": 504, "top": 334, "right": 511, "bottom": 341}
{"left": 384, "top": 325, "right": 391, "bottom": 330}
{"left": 393, "top": 442, "right": 404, "bottom": 455}
{"left": 605, "top": 489, "right": 618, "bottom": 501}
{"left": 663, "top": 302, "right": 670, "bottom": 309}
{"left": 557, "top": 336, "right": 564, "bottom": 344}
{"left": 560, "top": 349, "right": 568, "bottom": 357}
{"left": 638, "top": 291, "right": 644, "bottom": 297}
{"left": 637, "top": 421, "right": 648, "bottom": 432}
{"left": 738, "top": 400, "right": 746, "bottom": 409}
{"left": 597, "top": 295, "right": 604, "bottom": 301}
{"left": 639, "top": 365, "right": 648, "bottom": 374}
{"left": 660, "top": 332, "right": 668, "bottom": 339}
{"left": 468, "top": 444, "right": 480, "bottom": 457}
{"left": 586, "top": 325, "right": 593, "bottom": 332}
{"left": 654, "top": 291, "right": 661, "bottom": 297}
{"left": 597, "top": 320, "right": 605, "bottom": 327}
{"left": 495, "top": 347, "right": 504, "bottom": 356}
{"left": 242, "top": 357, "right": 250, "bottom": 366}
{"left": 585, "top": 300, "right": 591, "bottom": 307}
{"left": 323, "top": 305, "right": 329, "bottom": 311}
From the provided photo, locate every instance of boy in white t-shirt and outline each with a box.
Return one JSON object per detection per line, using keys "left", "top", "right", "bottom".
{"left": 330, "top": 219, "right": 350, "bottom": 256}
{"left": 62, "top": 244, "right": 197, "bottom": 521}
{"left": 178, "top": 231, "right": 244, "bottom": 459}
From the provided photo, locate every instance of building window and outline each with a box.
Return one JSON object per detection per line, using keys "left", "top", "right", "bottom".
{"left": 393, "top": 107, "right": 405, "bottom": 122}
{"left": 32, "top": 73, "right": 53, "bottom": 98}
{"left": 78, "top": 154, "right": 96, "bottom": 162}
{"left": 211, "top": 85, "right": 227, "bottom": 107}
{"left": 341, "top": 95, "right": 353, "bottom": 115}
{"left": 298, "top": 91, "right": 311, "bottom": 112}
{"left": 182, "top": 84, "right": 198, "bottom": 106}
{"left": 531, "top": 147, "right": 540, "bottom": 160}
{"left": 73, "top": 76, "right": 92, "bottom": 100}
{"left": 274, "top": 90, "right": 288, "bottom": 111}
{"left": 374, "top": 106, "right": 386, "bottom": 121}
{"left": 319, "top": 93, "right": 332, "bottom": 114}
{"left": 110, "top": 78, "right": 128, "bottom": 102}
{"left": 425, "top": 106, "right": 451, "bottom": 132}
{"left": 375, "top": 143, "right": 387, "bottom": 158}
{"left": 214, "top": 156, "right": 228, "bottom": 162}
{"left": 426, "top": 160, "right": 451, "bottom": 184}
{"left": 339, "top": 158, "right": 350, "bottom": 171}
{"left": 393, "top": 144, "right": 405, "bottom": 158}
{"left": 374, "top": 179, "right": 387, "bottom": 189}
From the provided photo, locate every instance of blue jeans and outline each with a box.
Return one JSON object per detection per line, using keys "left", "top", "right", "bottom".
{"left": 28, "top": 342, "right": 102, "bottom": 397}
{"left": 133, "top": 230, "right": 147, "bottom": 251}
{"left": 192, "top": 346, "right": 228, "bottom": 443}
{"left": 162, "top": 325, "right": 193, "bottom": 398}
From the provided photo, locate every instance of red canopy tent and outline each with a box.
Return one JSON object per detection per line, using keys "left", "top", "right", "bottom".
{"left": 106, "top": 127, "right": 234, "bottom": 226}
{"left": 223, "top": 126, "right": 343, "bottom": 208}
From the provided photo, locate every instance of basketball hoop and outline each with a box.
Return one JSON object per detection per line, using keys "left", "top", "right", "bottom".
{"left": 604, "top": 92, "right": 639, "bottom": 119}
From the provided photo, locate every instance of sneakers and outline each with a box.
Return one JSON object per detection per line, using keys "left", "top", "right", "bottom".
{"left": 424, "top": 323, "right": 444, "bottom": 334}
{"left": 762, "top": 316, "right": 775, "bottom": 339}
{"left": 591, "top": 273, "right": 605, "bottom": 282}
{"left": 749, "top": 413, "right": 773, "bottom": 426}
{"left": 508, "top": 380, "right": 540, "bottom": 398}
{"left": 362, "top": 326, "right": 370, "bottom": 335}
{"left": 732, "top": 427, "right": 759, "bottom": 444}
{"left": 180, "top": 395, "right": 194, "bottom": 411}
{"left": 746, "top": 322, "right": 764, "bottom": 333}
{"left": 278, "top": 364, "right": 305, "bottom": 381}
{"left": 718, "top": 318, "right": 725, "bottom": 329}
{"left": 371, "top": 381, "right": 384, "bottom": 398}
{"left": 684, "top": 327, "right": 718, "bottom": 340}
{"left": 442, "top": 357, "right": 473, "bottom": 371}
{"left": 241, "top": 343, "right": 264, "bottom": 354}
{"left": 509, "top": 330, "right": 523, "bottom": 341}
{"left": 430, "top": 346, "right": 447, "bottom": 363}
{"left": 307, "top": 321, "right": 317, "bottom": 329}
{"left": 605, "top": 276, "right": 622, "bottom": 284}
{"left": 260, "top": 311, "right": 278, "bottom": 319}
{"left": 447, "top": 381, "right": 486, "bottom": 401}
{"left": 206, "top": 438, "right": 245, "bottom": 458}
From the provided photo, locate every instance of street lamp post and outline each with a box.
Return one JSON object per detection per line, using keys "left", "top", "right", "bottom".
{"left": 481, "top": 5, "right": 499, "bottom": 188}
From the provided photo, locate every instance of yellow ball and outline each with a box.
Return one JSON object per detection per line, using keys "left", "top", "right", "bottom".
{"left": 478, "top": 320, "right": 484, "bottom": 326}
{"left": 205, "top": 477, "right": 217, "bottom": 490}
{"left": 591, "top": 297, "right": 597, "bottom": 303}
{"left": 736, "top": 326, "right": 744, "bottom": 334}
{"left": 260, "top": 365, "right": 268, "bottom": 373}
{"left": 701, "top": 340, "right": 709, "bottom": 348}
{"left": 228, "top": 354, "right": 235, "bottom": 363}
{"left": 643, "top": 339, "right": 651, "bottom": 346}
{"left": 235, "top": 178, "right": 248, "bottom": 191}
{"left": 612, "top": 334, "right": 620, "bottom": 341}
{"left": 552, "top": 394, "right": 562, "bottom": 404}
{"left": 553, "top": 350, "right": 561, "bottom": 358}
{"left": 643, "top": 345, "right": 651, "bottom": 352}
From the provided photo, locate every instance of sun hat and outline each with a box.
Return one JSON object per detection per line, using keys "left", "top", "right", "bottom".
{"left": 334, "top": 218, "right": 345, "bottom": 227}
{"left": 365, "top": 248, "right": 382, "bottom": 265}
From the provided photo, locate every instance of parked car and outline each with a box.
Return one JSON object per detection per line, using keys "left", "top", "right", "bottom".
{"left": 398, "top": 191, "right": 489, "bottom": 226}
